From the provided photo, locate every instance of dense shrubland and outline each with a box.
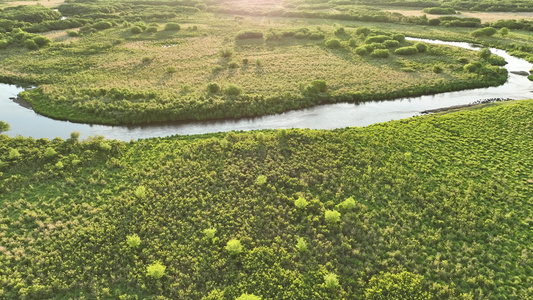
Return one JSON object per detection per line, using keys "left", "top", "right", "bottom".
{"left": 1, "top": 100, "right": 532, "bottom": 299}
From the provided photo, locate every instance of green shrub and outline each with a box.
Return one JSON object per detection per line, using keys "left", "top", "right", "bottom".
{"left": 212, "top": 65, "right": 224, "bottom": 73}
{"left": 32, "top": 36, "right": 52, "bottom": 47}
{"left": 463, "top": 62, "right": 481, "bottom": 73}
{"left": 334, "top": 27, "right": 345, "bottom": 35}
{"left": 498, "top": 27, "right": 509, "bottom": 37}
{"left": 365, "top": 271, "right": 429, "bottom": 299}
{"left": 242, "top": 58, "right": 249, "bottom": 65}
{"left": 471, "top": 27, "right": 497, "bottom": 38}
{"left": 383, "top": 40, "right": 400, "bottom": 48}
{"left": 394, "top": 46, "right": 418, "bottom": 55}
{"left": 356, "top": 27, "right": 370, "bottom": 36}
{"left": 325, "top": 39, "right": 341, "bottom": 49}
{"left": 433, "top": 65, "right": 443, "bottom": 73}
{"left": 224, "top": 84, "right": 242, "bottom": 96}
{"left": 165, "top": 22, "right": 181, "bottom": 31}
{"left": 340, "top": 197, "right": 356, "bottom": 210}
{"left": 368, "top": 42, "right": 386, "bottom": 50}
{"left": 0, "top": 121, "right": 10, "bottom": 132}
{"left": 365, "top": 35, "right": 391, "bottom": 44}
{"left": 236, "top": 293, "right": 261, "bottom": 300}
{"left": 23, "top": 39, "right": 39, "bottom": 50}
{"left": 325, "top": 210, "right": 341, "bottom": 224}
{"left": 423, "top": 7, "right": 456, "bottom": 14}
{"left": 457, "top": 57, "right": 469, "bottom": 64}
{"left": 309, "top": 32, "right": 325, "bottom": 40}
{"left": 44, "top": 147, "right": 57, "bottom": 158}
{"left": 142, "top": 56, "right": 153, "bottom": 63}
{"left": 414, "top": 43, "right": 428, "bottom": 53}
{"left": 228, "top": 61, "right": 239, "bottom": 69}
{"left": 371, "top": 49, "right": 389, "bottom": 58}
{"left": 305, "top": 79, "right": 327, "bottom": 94}
{"left": 348, "top": 38, "right": 357, "bottom": 47}
{"left": 126, "top": 234, "right": 141, "bottom": 248}
{"left": 166, "top": 66, "right": 177, "bottom": 73}
{"left": 145, "top": 26, "right": 158, "bottom": 33}
{"left": 146, "top": 261, "right": 166, "bottom": 279}
{"left": 9, "top": 148, "right": 20, "bottom": 159}
{"left": 324, "top": 273, "right": 339, "bottom": 289}
{"left": 295, "top": 237, "right": 307, "bottom": 252}
{"left": 255, "top": 175, "right": 267, "bottom": 185}
{"left": 66, "top": 30, "right": 79, "bottom": 37}
{"left": 392, "top": 34, "right": 405, "bottom": 42}
{"left": 130, "top": 26, "right": 143, "bottom": 34}
{"left": 93, "top": 21, "right": 112, "bottom": 30}
{"left": 207, "top": 82, "right": 221, "bottom": 94}
{"left": 55, "top": 161, "right": 64, "bottom": 169}
{"left": 135, "top": 186, "right": 146, "bottom": 198}
{"left": 236, "top": 31, "right": 263, "bottom": 39}
{"left": 528, "top": 75, "right": 533, "bottom": 81}
{"left": 294, "top": 196, "right": 308, "bottom": 209}
{"left": 219, "top": 48, "right": 233, "bottom": 58}
{"left": 478, "top": 48, "right": 491, "bottom": 60}
{"left": 355, "top": 46, "right": 368, "bottom": 56}
{"left": 203, "top": 228, "right": 217, "bottom": 240}
{"left": 0, "top": 39, "right": 8, "bottom": 49}
{"left": 225, "top": 239, "right": 243, "bottom": 255}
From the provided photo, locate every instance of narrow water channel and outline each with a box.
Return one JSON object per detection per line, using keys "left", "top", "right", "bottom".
{"left": 1, "top": 38, "right": 532, "bottom": 141}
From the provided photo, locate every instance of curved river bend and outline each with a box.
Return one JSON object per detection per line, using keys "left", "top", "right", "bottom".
{"left": 1, "top": 38, "right": 532, "bottom": 141}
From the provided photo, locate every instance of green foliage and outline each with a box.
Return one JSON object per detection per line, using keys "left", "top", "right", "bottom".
{"left": 414, "top": 43, "right": 428, "bottom": 53}
{"left": 145, "top": 26, "right": 158, "bottom": 33}
{"left": 498, "top": 27, "right": 510, "bottom": 37}
{"left": 135, "top": 186, "right": 146, "bottom": 198}
{"left": 165, "top": 23, "right": 181, "bottom": 31}
{"left": 325, "top": 210, "right": 341, "bottom": 224}
{"left": 354, "top": 46, "right": 368, "bottom": 56}
{"left": 166, "top": 66, "right": 177, "bottom": 73}
{"left": 219, "top": 48, "right": 233, "bottom": 58}
{"left": 228, "top": 61, "right": 239, "bottom": 69}
{"left": 203, "top": 228, "right": 217, "bottom": 240}
{"left": 304, "top": 80, "right": 327, "bottom": 94}
{"left": 371, "top": 49, "right": 389, "bottom": 58}
{"left": 32, "top": 36, "right": 52, "bottom": 47}
{"left": 255, "top": 175, "right": 267, "bottom": 185}
{"left": 207, "top": 82, "right": 221, "bottom": 94}
{"left": 383, "top": 40, "right": 400, "bottom": 48}
{"left": 70, "top": 131, "right": 81, "bottom": 141}
{"left": 225, "top": 84, "right": 243, "bottom": 96}
{"left": 471, "top": 27, "right": 498, "bottom": 38}
{"left": 365, "top": 271, "right": 430, "bottom": 300}
{"left": 423, "top": 7, "right": 456, "bottom": 15}
{"left": 334, "top": 27, "right": 345, "bottom": 35}
{"left": 0, "top": 121, "right": 9, "bottom": 132}
{"left": 356, "top": 27, "right": 370, "bottom": 36}
{"left": 236, "top": 293, "right": 261, "bottom": 300}
{"left": 324, "top": 273, "right": 339, "bottom": 289}
{"left": 392, "top": 34, "right": 405, "bottom": 42}
{"left": 365, "top": 35, "right": 391, "bottom": 44}
{"left": 43, "top": 147, "right": 57, "bottom": 158}
{"left": 126, "top": 234, "right": 141, "bottom": 248}
{"left": 294, "top": 196, "right": 308, "bottom": 209}
{"left": 340, "top": 197, "right": 356, "bottom": 210}
{"left": 479, "top": 48, "right": 492, "bottom": 60}
{"left": 130, "top": 26, "right": 143, "bottom": 34}
{"left": 348, "top": 38, "right": 358, "bottom": 47}
{"left": 66, "top": 30, "right": 79, "bottom": 37}
{"left": 394, "top": 46, "right": 418, "bottom": 55}
{"left": 23, "top": 39, "right": 39, "bottom": 50}
{"left": 236, "top": 31, "right": 263, "bottom": 40}
{"left": 146, "top": 261, "right": 166, "bottom": 279}
{"left": 8, "top": 148, "right": 20, "bottom": 159}
{"left": 325, "top": 39, "right": 342, "bottom": 48}
{"left": 295, "top": 237, "right": 308, "bottom": 252}
{"left": 225, "top": 239, "right": 243, "bottom": 255}
{"left": 432, "top": 65, "right": 443, "bottom": 73}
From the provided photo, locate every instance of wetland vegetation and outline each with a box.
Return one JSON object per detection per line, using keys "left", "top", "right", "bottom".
{"left": 1, "top": 0, "right": 533, "bottom": 299}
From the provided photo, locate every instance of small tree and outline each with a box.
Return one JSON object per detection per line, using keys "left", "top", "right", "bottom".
{"left": 498, "top": 27, "right": 509, "bottom": 37}
{"left": 225, "top": 239, "right": 243, "bottom": 255}
{"left": 203, "top": 228, "right": 217, "bottom": 243}
{"left": 294, "top": 196, "right": 308, "bottom": 209}
{"left": 295, "top": 237, "right": 308, "bottom": 252}
{"left": 126, "top": 234, "right": 141, "bottom": 248}
{"left": 165, "top": 22, "right": 181, "bottom": 31}
{"left": 146, "top": 261, "right": 166, "bottom": 279}
{"left": 340, "top": 197, "right": 356, "bottom": 210}
{"left": 255, "top": 175, "right": 267, "bottom": 185}
{"left": 478, "top": 48, "right": 491, "bottom": 60}
{"left": 325, "top": 210, "right": 341, "bottom": 224}
{"left": 44, "top": 147, "right": 57, "bottom": 158}
{"left": 135, "top": 186, "right": 146, "bottom": 198}
{"left": 324, "top": 273, "right": 339, "bottom": 289}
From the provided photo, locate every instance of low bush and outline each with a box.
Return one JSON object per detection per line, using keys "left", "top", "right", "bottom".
{"left": 23, "top": 39, "right": 39, "bottom": 50}
{"left": 325, "top": 39, "right": 341, "bottom": 48}
{"left": 325, "top": 210, "right": 341, "bottom": 224}
{"left": 219, "top": 48, "right": 233, "bottom": 58}
{"left": 365, "top": 35, "right": 391, "bottom": 44}
{"left": 130, "top": 26, "right": 143, "bottom": 34}
{"left": 294, "top": 196, "right": 308, "bottom": 209}
{"left": 433, "top": 65, "right": 443, "bottom": 73}
{"left": 236, "top": 31, "right": 263, "bottom": 39}
{"left": 383, "top": 40, "right": 399, "bottom": 48}
{"left": 354, "top": 46, "right": 368, "bottom": 56}
{"left": 145, "top": 26, "right": 158, "bottom": 33}
{"left": 415, "top": 43, "right": 428, "bottom": 53}
{"left": 423, "top": 7, "right": 456, "bottom": 15}
{"left": 225, "top": 239, "right": 243, "bottom": 255}
{"left": 394, "top": 46, "right": 418, "bottom": 55}
{"left": 324, "top": 273, "right": 339, "bottom": 289}
{"left": 371, "top": 49, "right": 389, "bottom": 58}
{"left": 207, "top": 82, "right": 221, "bottom": 94}
{"left": 305, "top": 80, "right": 327, "bottom": 94}
{"left": 126, "top": 234, "right": 141, "bottom": 248}
{"left": 165, "top": 22, "right": 181, "bottom": 31}
{"left": 146, "top": 261, "right": 166, "bottom": 279}
{"left": 224, "top": 84, "right": 242, "bottom": 96}
{"left": 471, "top": 27, "right": 497, "bottom": 38}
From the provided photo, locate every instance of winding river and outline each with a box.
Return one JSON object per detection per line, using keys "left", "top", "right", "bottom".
{"left": 1, "top": 38, "right": 532, "bottom": 141}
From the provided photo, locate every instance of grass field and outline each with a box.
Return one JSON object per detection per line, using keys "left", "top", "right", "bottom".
{"left": 1, "top": 99, "right": 532, "bottom": 299}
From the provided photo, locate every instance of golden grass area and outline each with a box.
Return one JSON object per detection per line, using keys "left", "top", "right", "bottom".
{"left": 380, "top": 7, "right": 533, "bottom": 22}
{"left": 1, "top": 0, "right": 64, "bottom": 8}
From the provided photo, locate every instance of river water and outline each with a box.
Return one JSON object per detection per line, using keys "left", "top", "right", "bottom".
{"left": 0, "top": 38, "right": 532, "bottom": 141}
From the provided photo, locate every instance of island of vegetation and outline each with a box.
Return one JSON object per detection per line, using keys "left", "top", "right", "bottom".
{"left": 1, "top": 0, "right": 531, "bottom": 125}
